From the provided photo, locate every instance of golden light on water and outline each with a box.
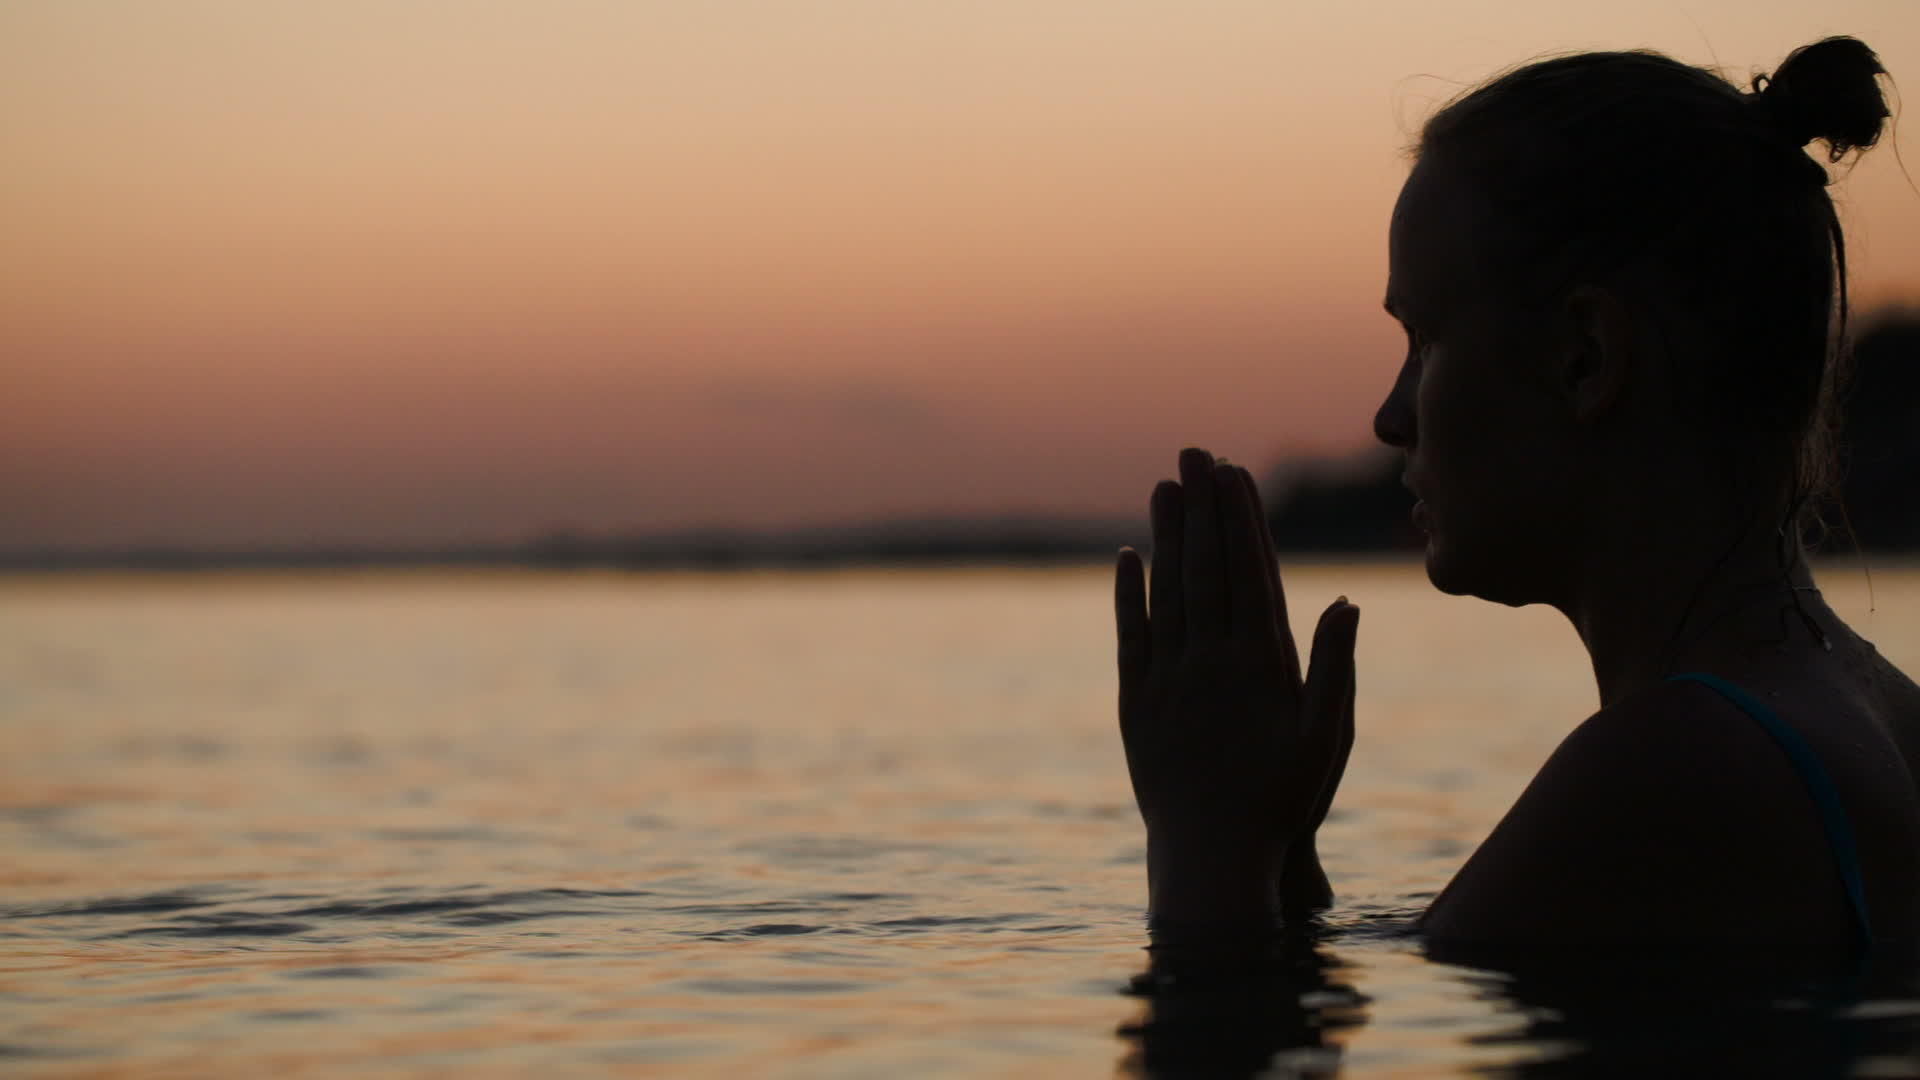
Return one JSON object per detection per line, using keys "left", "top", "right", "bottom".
{"left": 8, "top": 563, "right": 1920, "bottom": 1071}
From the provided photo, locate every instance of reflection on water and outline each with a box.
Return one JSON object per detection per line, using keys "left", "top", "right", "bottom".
{"left": 1124, "top": 931, "right": 1920, "bottom": 1078}
{"left": 1449, "top": 950, "right": 1920, "bottom": 1078}
{"left": 1119, "top": 926, "right": 1369, "bottom": 1077}
{"left": 4, "top": 565, "right": 1920, "bottom": 1076}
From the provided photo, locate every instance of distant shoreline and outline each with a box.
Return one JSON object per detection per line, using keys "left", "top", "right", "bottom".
{"left": 0, "top": 517, "right": 1128, "bottom": 573}
{"left": 4, "top": 546, "right": 1911, "bottom": 575}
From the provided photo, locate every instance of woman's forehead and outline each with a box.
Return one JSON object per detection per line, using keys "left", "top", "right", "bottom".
{"left": 1390, "top": 160, "right": 1469, "bottom": 251}
{"left": 1387, "top": 159, "right": 1493, "bottom": 316}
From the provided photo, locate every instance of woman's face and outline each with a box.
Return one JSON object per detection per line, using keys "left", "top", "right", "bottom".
{"left": 1374, "top": 158, "right": 1582, "bottom": 607}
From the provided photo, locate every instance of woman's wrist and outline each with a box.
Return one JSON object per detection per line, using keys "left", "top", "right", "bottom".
{"left": 1143, "top": 830, "right": 1333, "bottom": 928}
{"left": 1146, "top": 833, "right": 1286, "bottom": 930}
{"left": 1279, "top": 837, "right": 1334, "bottom": 915}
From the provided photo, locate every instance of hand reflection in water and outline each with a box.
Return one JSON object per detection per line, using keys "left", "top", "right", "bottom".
{"left": 1121, "top": 933, "right": 1920, "bottom": 1078}
{"left": 1116, "top": 923, "right": 1366, "bottom": 1079}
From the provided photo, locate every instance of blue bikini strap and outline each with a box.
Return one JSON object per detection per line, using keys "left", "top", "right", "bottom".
{"left": 1668, "top": 672, "right": 1873, "bottom": 946}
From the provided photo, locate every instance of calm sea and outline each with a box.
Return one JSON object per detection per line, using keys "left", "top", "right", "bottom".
{"left": 6, "top": 563, "right": 1920, "bottom": 1077}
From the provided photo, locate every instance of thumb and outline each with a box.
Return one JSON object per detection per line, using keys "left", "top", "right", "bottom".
{"left": 1301, "top": 597, "right": 1359, "bottom": 767}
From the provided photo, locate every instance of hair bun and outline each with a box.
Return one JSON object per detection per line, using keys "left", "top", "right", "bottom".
{"left": 1755, "top": 36, "right": 1890, "bottom": 162}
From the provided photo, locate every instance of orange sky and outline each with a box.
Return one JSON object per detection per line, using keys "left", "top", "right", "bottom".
{"left": 6, "top": 1, "right": 1920, "bottom": 549}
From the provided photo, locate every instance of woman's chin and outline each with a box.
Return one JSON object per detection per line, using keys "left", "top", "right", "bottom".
{"left": 1425, "top": 539, "right": 1547, "bottom": 608}
{"left": 1428, "top": 530, "right": 1528, "bottom": 607}
{"left": 1416, "top": 510, "right": 1465, "bottom": 594}
{"left": 1423, "top": 544, "right": 1473, "bottom": 597}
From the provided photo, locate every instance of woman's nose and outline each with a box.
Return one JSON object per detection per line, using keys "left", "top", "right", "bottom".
{"left": 1373, "top": 359, "right": 1418, "bottom": 448}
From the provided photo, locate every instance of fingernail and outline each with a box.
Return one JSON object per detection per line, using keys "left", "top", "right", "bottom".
{"left": 1335, "top": 595, "right": 1348, "bottom": 605}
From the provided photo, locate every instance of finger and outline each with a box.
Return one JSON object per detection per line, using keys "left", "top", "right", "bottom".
{"left": 1115, "top": 547, "right": 1150, "bottom": 698}
{"left": 1307, "top": 639, "right": 1359, "bottom": 834}
{"left": 1338, "top": 646, "right": 1357, "bottom": 776}
{"left": 1179, "top": 447, "right": 1228, "bottom": 641}
{"left": 1222, "top": 465, "right": 1279, "bottom": 644}
{"left": 1301, "top": 599, "right": 1360, "bottom": 797}
{"left": 1244, "top": 466, "right": 1301, "bottom": 686}
{"left": 1148, "top": 480, "right": 1185, "bottom": 659}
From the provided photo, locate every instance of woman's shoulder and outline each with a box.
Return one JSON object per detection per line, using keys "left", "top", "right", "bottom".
{"left": 1845, "top": 639, "right": 1920, "bottom": 770}
{"left": 1422, "top": 673, "right": 1880, "bottom": 945}
{"left": 1540, "top": 674, "right": 1858, "bottom": 819}
{"left": 1559, "top": 663, "right": 1916, "bottom": 836}
{"left": 1574, "top": 640, "right": 1920, "bottom": 771}
{"left": 1542, "top": 673, "right": 1841, "bottom": 782}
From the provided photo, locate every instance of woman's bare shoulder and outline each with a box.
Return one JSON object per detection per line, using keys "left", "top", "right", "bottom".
{"left": 1422, "top": 678, "right": 1860, "bottom": 946}
{"left": 1848, "top": 638, "right": 1920, "bottom": 765}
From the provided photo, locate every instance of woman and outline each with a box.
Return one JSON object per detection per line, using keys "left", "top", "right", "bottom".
{"left": 1114, "top": 37, "right": 1919, "bottom": 954}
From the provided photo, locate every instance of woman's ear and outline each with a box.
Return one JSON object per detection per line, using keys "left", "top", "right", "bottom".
{"left": 1559, "top": 285, "right": 1636, "bottom": 423}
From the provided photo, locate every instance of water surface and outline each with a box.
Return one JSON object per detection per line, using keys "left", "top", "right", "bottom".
{"left": 5, "top": 565, "right": 1920, "bottom": 1076}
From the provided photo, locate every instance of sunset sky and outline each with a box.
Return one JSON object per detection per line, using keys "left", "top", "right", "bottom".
{"left": 7, "top": 1, "right": 1920, "bottom": 550}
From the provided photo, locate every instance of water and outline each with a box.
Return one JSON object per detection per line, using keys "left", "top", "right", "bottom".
{"left": 6, "top": 564, "right": 1920, "bottom": 1076}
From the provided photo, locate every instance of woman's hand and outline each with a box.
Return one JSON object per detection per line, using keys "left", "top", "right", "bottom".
{"left": 1114, "top": 448, "right": 1359, "bottom": 928}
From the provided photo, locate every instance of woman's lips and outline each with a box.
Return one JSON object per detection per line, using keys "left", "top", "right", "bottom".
{"left": 1412, "top": 500, "right": 1431, "bottom": 532}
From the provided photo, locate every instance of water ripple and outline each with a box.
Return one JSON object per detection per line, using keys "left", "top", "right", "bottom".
{"left": 869, "top": 913, "right": 1038, "bottom": 931}
{"left": 8, "top": 892, "right": 219, "bottom": 919}
{"left": 660, "top": 900, "right": 843, "bottom": 916}
{"left": 9, "top": 886, "right": 681, "bottom": 942}
{"left": 282, "top": 888, "right": 649, "bottom": 920}
{"left": 679, "top": 978, "right": 872, "bottom": 995}
{"left": 111, "top": 920, "right": 315, "bottom": 939}
{"left": 283, "top": 965, "right": 397, "bottom": 979}
{"left": 696, "top": 923, "right": 832, "bottom": 940}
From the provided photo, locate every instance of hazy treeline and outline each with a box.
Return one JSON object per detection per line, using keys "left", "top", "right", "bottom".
{"left": 1834, "top": 309, "right": 1920, "bottom": 550}
{"left": 0, "top": 518, "right": 1144, "bottom": 573}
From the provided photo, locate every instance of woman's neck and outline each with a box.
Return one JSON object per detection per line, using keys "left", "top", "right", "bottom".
{"left": 1561, "top": 506, "right": 1823, "bottom": 709}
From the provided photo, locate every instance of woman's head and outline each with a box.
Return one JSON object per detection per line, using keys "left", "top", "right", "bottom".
{"left": 1374, "top": 38, "right": 1891, "bottom": 605}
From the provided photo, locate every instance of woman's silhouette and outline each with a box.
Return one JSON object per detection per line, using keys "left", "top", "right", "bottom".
{"left": 1114, "top": 37, "right": 1920, "bottom": 960}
